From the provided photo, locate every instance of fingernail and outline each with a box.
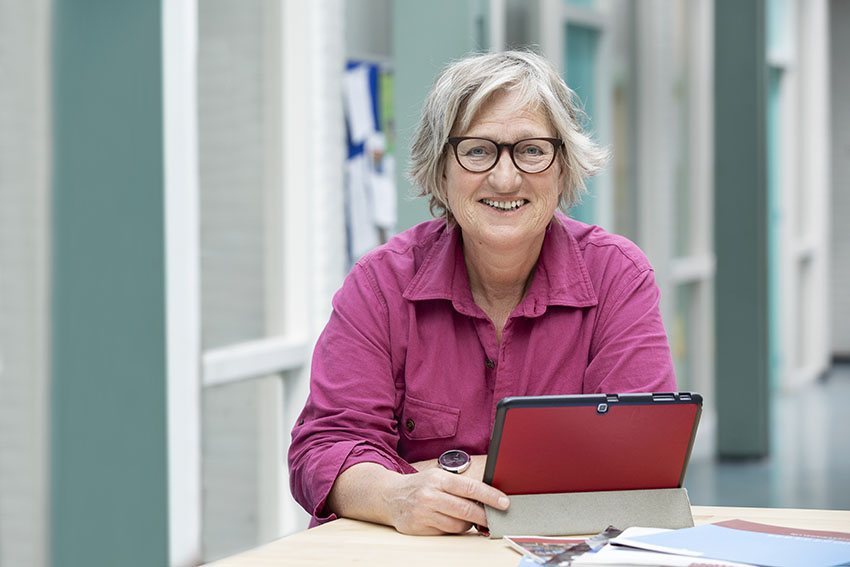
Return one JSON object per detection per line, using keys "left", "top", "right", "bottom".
{"left": 498, "top": 496, "right": 510, "bottom": 508}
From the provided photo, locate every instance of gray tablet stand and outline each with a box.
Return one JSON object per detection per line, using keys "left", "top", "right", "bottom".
{"left": 484, "top": 487, "right": 694, "bottom": 538}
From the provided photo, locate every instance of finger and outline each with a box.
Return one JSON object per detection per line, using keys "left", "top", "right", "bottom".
{"left": 404, "top": 476, "right": 490, "bottom": 527}
{"left": 427, "top": 511, "right": 475, "bottom": 534}
{"left": 392, "top": 492, "right": 476, "bottom": 535}
{"left": 430, "top": 490, "right": 490, "bottom": 527}
{"left": 441, "top": 473, "right": 510, "bottom": 511}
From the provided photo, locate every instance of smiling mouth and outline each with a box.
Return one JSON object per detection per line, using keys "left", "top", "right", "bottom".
{"left": 481, "top": 198, "right": 528, "bottom": 211}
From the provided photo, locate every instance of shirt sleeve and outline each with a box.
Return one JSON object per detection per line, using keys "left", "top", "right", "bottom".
{"left": 287, "top": 263, "right": 417, "bottom": 526}
{"left": 583, "top": 266, "right": 678, "bottom": 394}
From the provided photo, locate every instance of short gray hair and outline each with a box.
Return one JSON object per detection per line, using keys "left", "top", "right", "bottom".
{"left": 408, "top": 50, "right": 609, "bottom": 224}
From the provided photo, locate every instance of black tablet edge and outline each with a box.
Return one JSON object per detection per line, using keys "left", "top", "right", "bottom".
{"left": 677, "top": 396, "right": 704, "bottom": 488}
{"left": 482, "top": 404, "right": 506, "bottom": 486}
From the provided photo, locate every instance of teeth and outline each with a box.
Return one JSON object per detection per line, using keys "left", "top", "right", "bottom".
{"left": 482, "top": 198, "right": 526, "bottom": 211}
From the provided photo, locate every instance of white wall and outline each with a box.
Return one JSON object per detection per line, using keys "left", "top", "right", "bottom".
{"left": 0, "top": 2, "right": 50, "bottom": 566}
{"left": 346, "top": 0, "right": 392, "bottom": 60}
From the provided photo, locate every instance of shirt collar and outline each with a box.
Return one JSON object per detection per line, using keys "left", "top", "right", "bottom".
{"left": 403, "top": 215, "right": 598, "bottom": 315}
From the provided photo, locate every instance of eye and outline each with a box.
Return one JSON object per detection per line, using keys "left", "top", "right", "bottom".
{"left": 516, "top": 142, "right": 545, "bottom": 156}
{"left": 464, "top": 146, "right": 488, "bottom": 157}
{"left": 458, "top": 141, "right": 496, "bottom": 159}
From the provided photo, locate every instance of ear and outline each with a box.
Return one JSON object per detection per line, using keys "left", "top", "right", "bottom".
{"left": 440, "top": 159, "right": 449, "bottom": 192}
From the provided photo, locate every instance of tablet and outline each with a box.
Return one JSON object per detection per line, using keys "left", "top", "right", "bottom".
{"left": 482, "top": 392, "right": 702, "bottom": 495}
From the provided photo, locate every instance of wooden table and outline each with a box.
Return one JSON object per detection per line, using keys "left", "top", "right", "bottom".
{"left": 203, "top": 506, "right": 850, "bottom": 566}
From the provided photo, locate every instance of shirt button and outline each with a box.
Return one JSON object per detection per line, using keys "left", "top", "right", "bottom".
{"left": 486, "top": 359, "right": 496, "bottom": 370}
{"left": 405, "top": 418, "right": 415, "bottom": 432}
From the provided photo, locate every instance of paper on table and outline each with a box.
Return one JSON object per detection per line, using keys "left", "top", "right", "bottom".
{"left": 610, "top": 520, "right": 850, "bottom": 567}
{"left": 567, "top": 527, "right": 754, "bottom": 566}
{"left": 516, "top": 544, "right": 753, "bottom": 567}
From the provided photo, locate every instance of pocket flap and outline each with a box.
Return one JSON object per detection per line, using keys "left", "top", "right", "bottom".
{"left": 400, "top": 395, "right": 460, "bottom": 440}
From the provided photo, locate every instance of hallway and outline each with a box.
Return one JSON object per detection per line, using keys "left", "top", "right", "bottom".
{"left": 685, "top": 363, "right": 850, "bottom": 510}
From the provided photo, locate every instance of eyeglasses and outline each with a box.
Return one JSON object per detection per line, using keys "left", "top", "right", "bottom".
{"left": 446, "top": 136, "right": 563, "bottom": 174}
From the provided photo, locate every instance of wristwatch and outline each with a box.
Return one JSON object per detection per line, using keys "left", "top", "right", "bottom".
{"left": 437, "top": 449, "right": 471, "bottom": 474}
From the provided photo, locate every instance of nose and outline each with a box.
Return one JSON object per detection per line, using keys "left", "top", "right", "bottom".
{"left": 487, "top": 147, "right": 522, "bottom": 191}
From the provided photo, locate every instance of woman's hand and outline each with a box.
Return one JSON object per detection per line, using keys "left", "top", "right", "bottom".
{"left": 327, "top": 460, "right": 510, "bottom": 535}
{"left": 385, "top": 465, "right": 509, "bottom": 535}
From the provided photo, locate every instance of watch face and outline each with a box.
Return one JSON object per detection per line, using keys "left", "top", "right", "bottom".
{"left": 438, "top": 449, "right": 471, "bottom": 473}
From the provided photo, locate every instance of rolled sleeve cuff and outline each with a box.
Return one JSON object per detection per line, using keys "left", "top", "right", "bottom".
{"left": 306, "top": 441, "right": 418, "bottom": 527}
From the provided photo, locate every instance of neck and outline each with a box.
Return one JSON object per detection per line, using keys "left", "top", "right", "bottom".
{"left": 462, "top": 231, "right": 545, "bottom": 310}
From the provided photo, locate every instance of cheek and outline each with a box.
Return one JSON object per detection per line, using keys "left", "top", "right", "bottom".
{"left": 547, "top": 169, "right": 565, "bottom": 204}
{"left": 445, "top": 168, "right": 475, "bottom": 203}
{"left": 536, "top": 177, "right": 561, "bottom": 204}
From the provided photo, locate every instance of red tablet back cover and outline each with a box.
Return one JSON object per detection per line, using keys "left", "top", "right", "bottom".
{"left": 487, "top": 395, "right": 700, "bottom": 495}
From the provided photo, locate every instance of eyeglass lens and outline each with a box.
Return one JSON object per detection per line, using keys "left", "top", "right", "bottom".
{"left": 454, "top": 138, "right": 557, "bottom": 173}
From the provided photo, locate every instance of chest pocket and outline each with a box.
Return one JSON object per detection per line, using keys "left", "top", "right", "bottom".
{"left": 400, "top": 394, "right": 460, "bottom": 441}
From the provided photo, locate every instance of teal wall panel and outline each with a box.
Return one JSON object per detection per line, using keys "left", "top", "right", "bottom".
{"left": 50, "top": 1, "right": 168, "bottom": 566}
{"left": 564, "top": 23, "right": 600, "bottom": 224}
{"left": 393, "top": 1, "right": 488, "bottom": 231}
{"left": 714, "top": 0, "right": 770, "bottom": 458}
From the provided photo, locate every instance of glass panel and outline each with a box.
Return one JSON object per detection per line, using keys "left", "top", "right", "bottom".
{"left": 767, "top": 66, "right": 783, "bottom": 391}
{"left": 672, "top": 2, "right": 691, "bottom": 256}
{"left": 471, "top": 0, "right": 490, "bottom": 52}
{"left": 611, "top": 79, "right": 637, "bottom": 242}
{"left": 202, "top": 375, "right": 281, "bottom": 562}
{"left": 766, "top": 0, "right": 788, "bottom": 55}
{"left": 202, "top": 380, "right": 262, "bottom": 561}
{"left": 672, "top": 283, "right": 695, "bottom": 390}
{"left": 609, "top": 4, "right": 638, "bottom": 242}
{"left": 198, "top": 0, "right": 279, "bottom": 561}
{"left": 564, "top": 23, "right": 600, "bottom": 224}
{"left": 798, "top": 258, "right": 814, "bottom": 371}
{"left": 199, "top": 0, "right": 270, "bottom": 350}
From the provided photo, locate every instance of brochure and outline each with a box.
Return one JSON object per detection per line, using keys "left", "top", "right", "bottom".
{"left": 506, "top": 526, "right": 620, "bottom": 565}
{"left": 610, "top": 519, "right": 850, "bottom": 567}
{"left": 504, "top": 536, "right": 584, "bottom": 563}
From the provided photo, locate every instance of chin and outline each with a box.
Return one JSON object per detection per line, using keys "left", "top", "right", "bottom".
{"left": 479, "top": 227, "right": 541, "bottom": 250}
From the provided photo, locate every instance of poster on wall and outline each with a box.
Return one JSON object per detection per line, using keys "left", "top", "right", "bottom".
{"left": 342, "top": 60, "right": 396, "bottom": 265}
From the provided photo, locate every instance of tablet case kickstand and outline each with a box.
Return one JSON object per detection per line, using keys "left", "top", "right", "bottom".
{"left": 484, "top": 487, "right": 694, "bottom": 539}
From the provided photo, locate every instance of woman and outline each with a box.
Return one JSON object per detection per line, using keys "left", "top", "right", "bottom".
{"left": 288, "top": 50, "right": 676, "bottom": 535}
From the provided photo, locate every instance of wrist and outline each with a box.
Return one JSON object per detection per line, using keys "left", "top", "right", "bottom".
{"left": 330, "top": 462, "right": 401, "bottom": 526}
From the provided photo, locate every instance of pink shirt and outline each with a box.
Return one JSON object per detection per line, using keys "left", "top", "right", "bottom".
{"left": 288, "top": 214, "right": 676, "bottom": 525}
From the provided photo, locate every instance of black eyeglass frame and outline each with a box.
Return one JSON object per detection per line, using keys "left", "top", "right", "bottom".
{"left": 446, "top": 136, "right": 564, "bottom": 174}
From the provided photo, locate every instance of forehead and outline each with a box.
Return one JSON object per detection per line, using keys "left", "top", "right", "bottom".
{"left": 461, "top": 90, "right": 552, "bottom": 136}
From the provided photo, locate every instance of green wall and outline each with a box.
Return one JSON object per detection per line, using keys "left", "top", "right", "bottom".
{"left": 393, "top": 1, "right": 488, "bottom": 231}
{"left": 563, "top": 23, "right": 600, "bottom": 224}
{"left": 50, "top": 1, "right": 169, "bottom": 565}
{"left": 714, "top": 0, "right": 770, "bottom": 458}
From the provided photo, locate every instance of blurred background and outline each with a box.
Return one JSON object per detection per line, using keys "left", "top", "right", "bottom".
{"left": 0, "top": 0, "right": 847, "bottom": 566}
